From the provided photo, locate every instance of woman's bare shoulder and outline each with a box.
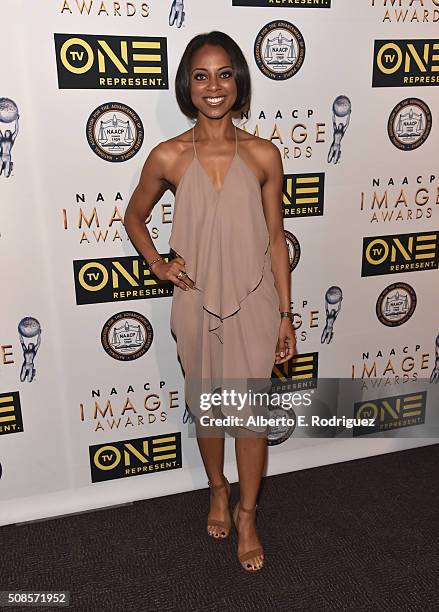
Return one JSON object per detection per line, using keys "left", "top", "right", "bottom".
{"left": 237, "top": 128, "right": 281, "bottom": 168}
{"left": 140, "top": 128, "right": 194, "bottom": 186}
{"left": 150, "top": 128, "right": 194, "bottom": 163}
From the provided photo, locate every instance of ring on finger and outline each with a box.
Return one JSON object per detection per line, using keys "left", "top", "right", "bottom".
{"left": 177, "top": 271, "right": 186, "bottom": 280}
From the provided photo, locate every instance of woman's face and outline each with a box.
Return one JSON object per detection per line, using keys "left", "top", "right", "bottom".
{"left": 190, "top": 44, "right": 237, "bottom": 120}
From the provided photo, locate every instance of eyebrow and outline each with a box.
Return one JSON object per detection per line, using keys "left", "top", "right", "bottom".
{"left": 191, "top": 65, "right": 233, "bottom": 73}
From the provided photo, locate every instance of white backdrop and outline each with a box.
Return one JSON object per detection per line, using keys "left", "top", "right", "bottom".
{"left": 1, "top": 0, "right": 438, "bottom": 526}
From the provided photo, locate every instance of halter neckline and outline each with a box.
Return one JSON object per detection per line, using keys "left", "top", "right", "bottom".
{"left": 190, "top": 124, "right": 239, "bottom": 194}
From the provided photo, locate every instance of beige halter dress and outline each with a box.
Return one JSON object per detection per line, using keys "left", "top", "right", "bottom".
{"left": 169, "top": 126, "right": 280, "bottom": 433}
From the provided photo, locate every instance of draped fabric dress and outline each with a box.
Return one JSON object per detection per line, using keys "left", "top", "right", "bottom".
{"left": 169, "top": 127, "right": 280, "bottom": 432}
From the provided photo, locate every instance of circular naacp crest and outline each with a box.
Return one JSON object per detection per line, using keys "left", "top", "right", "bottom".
{"left": 284, "top": 230, "right": 301, "bottom": 272}
{"left": 254, "top": 21, "right": 305, "bottom": 81}
{"left": 376, "top": 282, "right": 417, "bottom": 327}
{"left": 387, "top": 98, "right": 432, "bottom": 151}
{"left": 267, "top": 407, "right": 296, "bottom": 446}
{"left": 101, "top": 311, "right": 153, "bottom": 361}
{"left": 86, "top": 102, "right": 144, "bottom": 162}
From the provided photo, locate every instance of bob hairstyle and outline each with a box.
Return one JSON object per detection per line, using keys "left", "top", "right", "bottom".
{"left": 175, "top": 31, "right": 251, "bottom": 120}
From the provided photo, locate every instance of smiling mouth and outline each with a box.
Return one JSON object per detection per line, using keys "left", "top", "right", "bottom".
{"left": 204, "top": 96, "right": 226, "bottom": 106}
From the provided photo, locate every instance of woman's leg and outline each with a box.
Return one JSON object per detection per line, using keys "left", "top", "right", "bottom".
{"left": 234, "top": 434, "right": 267, "bottom": 568}
{"left": 196, "top": 424, "right": 230, "bottom": 537}
{"left": 195, "top": 424, "right": 225, "bottom": 484}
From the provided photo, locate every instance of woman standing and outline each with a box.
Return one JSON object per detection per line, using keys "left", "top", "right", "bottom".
{"left": 124, "top": 31, "right": 296, "bottom": 572}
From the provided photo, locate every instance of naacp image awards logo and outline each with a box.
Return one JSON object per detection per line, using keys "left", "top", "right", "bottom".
{"left": 254, "top": 21, "right": 305, "bottom": 81}
{"left": 101, "top": 311, "right": 153, "bottom": 361}
{"left": 376, "top": 282, "right": 417, "bottom": 327}
{"left": 0, "top": 98, "right": 19, "bottom": 178}
{"left": 86, "top": 102, "right": 144, "bottom": 162}
{"left": 387, "top": 98, "right": 432, "bottom": 151}
{"left": 284, "top": 230, "right": 301, "bottom": 272}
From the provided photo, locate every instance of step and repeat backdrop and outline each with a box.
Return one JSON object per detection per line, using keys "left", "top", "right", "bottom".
{"left": 1, "top": 0, "right": 439, "bottom": 526}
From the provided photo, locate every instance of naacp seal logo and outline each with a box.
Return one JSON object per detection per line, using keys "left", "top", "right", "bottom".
{"left": 254, "top": 21, "right": 305, "bottom": 80}
{"left": 267, "top": 407, "right": 296, "bottom": 446}
{"left": 376, "top": 282, "right": 417, "bottom": 327}
{"left": 284, "top": 230, "right": 301, "bottom": 272}
{"left": 86, "top": 102, "right": 144, "bottom": 162}
{"left": 101, "top": 311, "right": 153, "bottom": 360}
{"left": 387, "top": 98, "right": 432, "bottom": 151}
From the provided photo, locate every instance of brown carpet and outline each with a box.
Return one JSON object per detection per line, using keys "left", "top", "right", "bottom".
{"left": 1, "top": 444, "right": 438, "bottom": 611}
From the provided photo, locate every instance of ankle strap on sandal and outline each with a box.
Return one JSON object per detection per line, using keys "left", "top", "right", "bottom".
{"left": 238, "top": 504, "right": 258, "bottom": 514}
{"left": 208, "top": 477, "right": 229, "bottom": 489}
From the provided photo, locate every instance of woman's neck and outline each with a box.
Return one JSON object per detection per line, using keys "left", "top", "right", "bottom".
{"left": 194, "top": 113, "right": 235, "bottom": 143}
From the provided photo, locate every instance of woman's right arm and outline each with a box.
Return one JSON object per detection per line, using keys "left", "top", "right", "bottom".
{"left": 124, "top": 144, "right": 169, "bottom": 267}
{"left": 124, "top": 143, "right": 194, "bottom": 291}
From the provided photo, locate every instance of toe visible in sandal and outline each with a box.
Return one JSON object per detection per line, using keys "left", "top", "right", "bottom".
{"left": 233, "top": 502, "right": 264, "bottom": 572}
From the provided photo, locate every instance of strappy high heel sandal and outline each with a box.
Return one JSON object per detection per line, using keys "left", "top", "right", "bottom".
{"left": 207, "top": 477, "right": 232, "bottom": 539}
{"left": 233, "top": 502, "right": 264, "bottom": 572}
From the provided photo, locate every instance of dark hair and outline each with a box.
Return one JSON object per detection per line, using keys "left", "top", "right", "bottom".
{"left": 175, "top": 31, "right": 251, "bottom": 119}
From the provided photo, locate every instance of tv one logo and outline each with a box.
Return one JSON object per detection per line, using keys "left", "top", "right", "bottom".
{"left": 0, "top": 392, "right": 23, "bottom": 436}
{"left": 271, "top": 351, "right": 319, "bottom": 391}
{"left": 353, "top": 391, "right": 426, "bottom": 437}
{"left": 361, "top": 231, "right": 439, "bottom": 277}
{"left": 232, "top": 0, "right": 331, "bottom": 7}
{"left": 373, "top": 39, "right": 439, "bottom": 87}
{"left": 282, "top": 173, "right": 325, "bottom": 219}
{"left": 54, "top": 33, "right": 169, "bottom": 89}
{"left": 89, "top": 432, "right": 182, "bottom": 483}
{"left": 73, "top": 255, "right": 174, "bottom": 304}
